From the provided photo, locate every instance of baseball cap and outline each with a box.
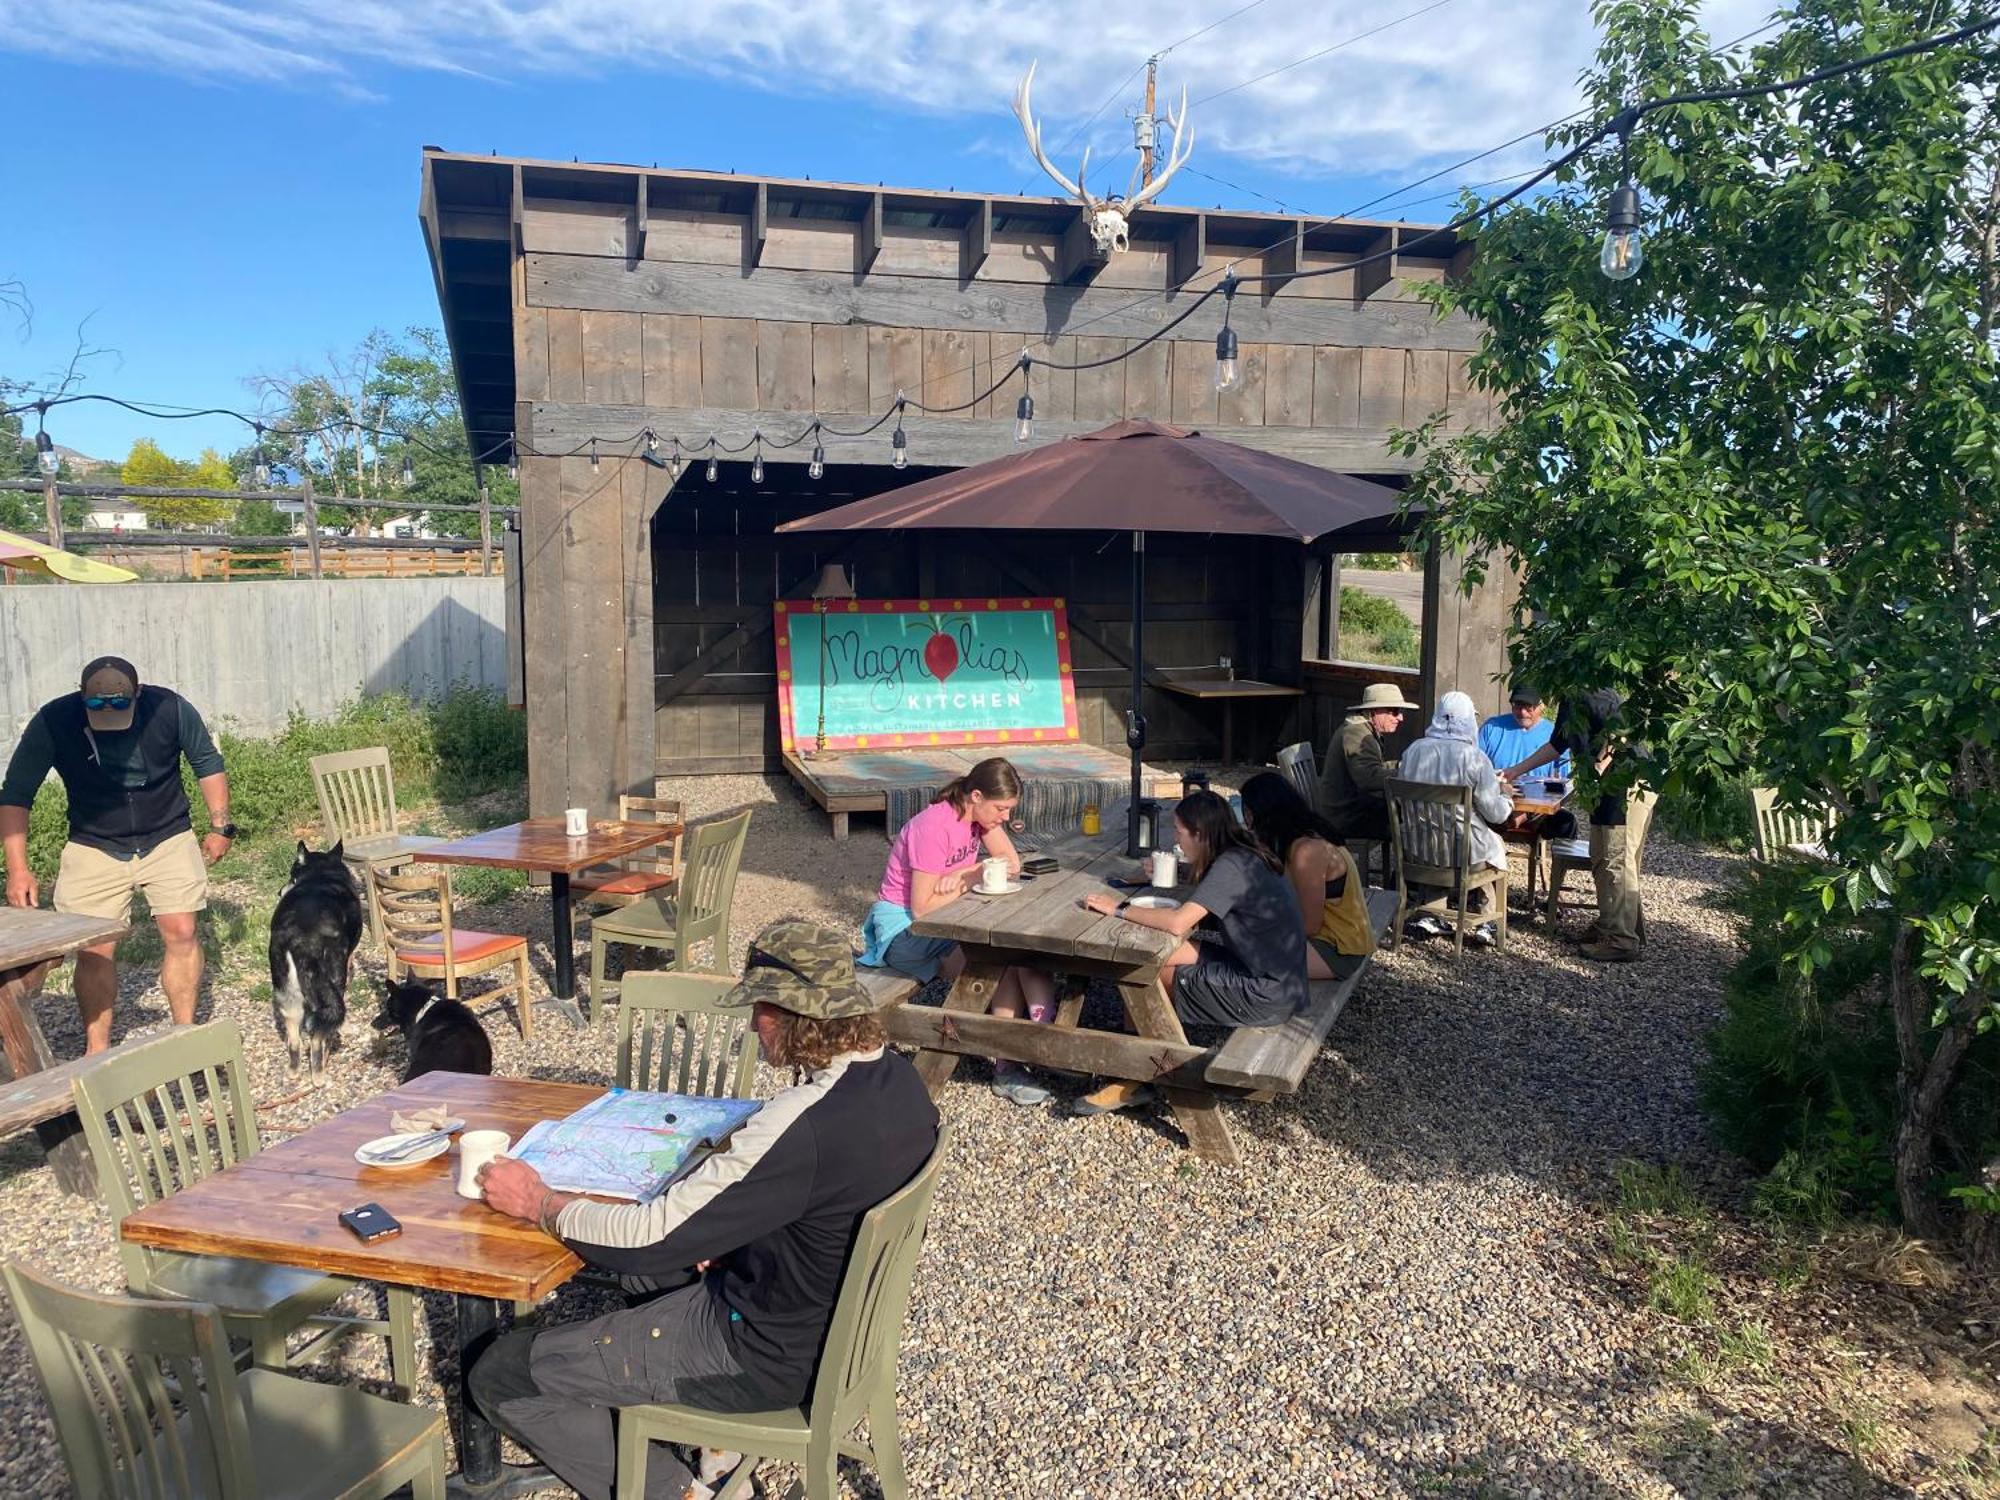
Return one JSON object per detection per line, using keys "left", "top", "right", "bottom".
{"left": 1509, "top": 686, "right": 1543, "bottom": 707}
{"left": 720, "top": 919, "right": 888, "bottom": 1020}
{"left": 80, "top": 655, "right": 139, "bottom": 732}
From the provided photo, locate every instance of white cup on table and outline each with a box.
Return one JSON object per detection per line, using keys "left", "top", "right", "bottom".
{"left": 978, "top": 857, "right": 1009, "bottom": 893}
{"left": 457, "top": 1130, "right": 511, "bottom": 1199}
{"left": 563, "top": 807, "right": 588, "bottom": 837}
{"left": 1150, "top": 849, "right": 1177, "bottom": 888}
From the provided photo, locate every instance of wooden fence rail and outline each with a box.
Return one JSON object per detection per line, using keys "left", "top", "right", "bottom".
{"left": 187, "top": 548, "right": 505, "bottom": 581}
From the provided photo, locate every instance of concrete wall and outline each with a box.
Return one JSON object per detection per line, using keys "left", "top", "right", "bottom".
{"left": 0, "top": 578, "right": 508, "bottom": 757}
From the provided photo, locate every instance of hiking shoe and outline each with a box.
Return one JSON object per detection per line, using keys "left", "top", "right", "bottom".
{"left": 991, "top": 1068, "right": 1053, "bottom": 1107}
{"left": 1466, "top": 922, "right": 1498, "bottom": 949}
{"left": 1579, "top": 939, "right": 1641, "bottom": 964}
{"left": 1070, "top": 1080, "right": 1157, "bottom": 1116}
{"left": 1406, "top": 913, "right": 1449, "bottom": 939}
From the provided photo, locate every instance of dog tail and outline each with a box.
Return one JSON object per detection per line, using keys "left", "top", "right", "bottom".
{"left": 296, "top": 946, "right": 348, "bottom": 1037}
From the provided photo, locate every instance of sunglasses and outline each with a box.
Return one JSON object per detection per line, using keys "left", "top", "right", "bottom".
{"left": 84, "top": 694, "right": 133, "bottom": 711}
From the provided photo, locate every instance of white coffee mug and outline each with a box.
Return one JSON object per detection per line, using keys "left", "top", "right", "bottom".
{"left": 979, "top": 856, "right": 1008, "bottom": 893}
{"left": 457, "top": 1130, "right": 511, "bottom": 1200}
{"left": 1150, "top": 849, "right": 1177, "bottom": 888}
{"left": 564, "top": 806, "right": 588, "bottom": 837}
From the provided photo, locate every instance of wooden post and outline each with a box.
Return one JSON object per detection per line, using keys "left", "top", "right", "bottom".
{"left": 301, "top": 475, "right": 323, "bottom": 580}
{"left": 478, "top": 481, "right": 494, "bottom": 576}
{"left": 42, "top": 472, "right": 63, "bottom": 551}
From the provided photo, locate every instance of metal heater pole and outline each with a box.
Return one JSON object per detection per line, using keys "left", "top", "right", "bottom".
{"left": 1126, "top": 530, "right": 1148, "bottom": 857}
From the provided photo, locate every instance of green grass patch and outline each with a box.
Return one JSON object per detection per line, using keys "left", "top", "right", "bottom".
{"left": 1715, "top": 1319, "right": 1776, "bottom": 1373}
{"left": 1616, "top": 1159, "right": 1705, "bottom": 1219}
{"left": 1648, "top": 1255, "right": 1718, "bottom": 1324}
{"left": 451, "top": 865, "right": 528, "bottom": 905}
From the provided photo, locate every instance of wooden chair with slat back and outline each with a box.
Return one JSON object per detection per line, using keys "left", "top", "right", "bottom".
{"left": 309, "top": 748, "right": 442, "bottom": 944}
{"left": 575, "top": 795, "right": 686, "bottom": 933}
{"left": 616, "top": 973, "right": 760, "bottom": 1098}
{"left": 612, "top": 1124, "right": 950, "bottom": 1500}
{"left": 587, "top": 809, "right": 753, "bottom": 1022}
{"left": 1, "top": 1259, "right": 446, "bottom": 1500}
{"left": 362, "top": 863, "right": 535, "bottom": 1038}
{"left": 68, "top": 1020, "right": 417, "bottom": 1401}
{"left": 1385, "top": 776, "right": 1509, "bottom": 954}
{"left": 1274, "top": 742, "right": 1319, "bottom": 803}
{"left": 1750, "top": 786, "right": 1833, "bottom": 863}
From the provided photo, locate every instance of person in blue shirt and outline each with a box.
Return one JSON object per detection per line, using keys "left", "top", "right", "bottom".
{"left": 1478, "top": 686, "right": 1568, "bottom": 782}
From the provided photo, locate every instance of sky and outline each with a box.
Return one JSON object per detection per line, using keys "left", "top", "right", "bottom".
{"left": 0, "top": 0, "right": 1765, "bottom": 464}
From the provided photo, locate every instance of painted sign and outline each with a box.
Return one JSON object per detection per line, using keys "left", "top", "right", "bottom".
{"left": 774, "top": 597, "right": 1080, "bottom": 753}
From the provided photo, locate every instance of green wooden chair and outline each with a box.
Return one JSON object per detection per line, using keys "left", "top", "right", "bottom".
{"left": 1, "top": 1259, "right": 445, "bottom": 1500}
{"left": 71, "top": 1020, "right": 417, "bottom": 1400}
{"left": 587, "top": 809, "right": 753, "bottom": 1021}
{"left": 616, "top": 972, "right": 760, "bottom": 1098}
{"left": 1385, "top": 777, "right": 1508, "bottom": 954}
{"left": 612, "top": 1124, "right": 952, "bottom": 1500}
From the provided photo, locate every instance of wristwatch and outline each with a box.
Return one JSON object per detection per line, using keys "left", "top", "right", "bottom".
{"left": 216, "top": 822, "right": 238, "bottom": 839}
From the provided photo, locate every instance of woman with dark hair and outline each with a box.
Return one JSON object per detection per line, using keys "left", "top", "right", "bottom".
{"left": 1238, "top": 771, "right": 1374, "bottom": 981}
{"left": 1075, "top": 788, "right": 1308, "bottom": 1114}
{"left": 857, "top": 756, "right": 1058, "bottom": 1104}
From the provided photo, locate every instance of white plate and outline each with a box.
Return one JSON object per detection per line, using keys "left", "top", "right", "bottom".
{"left": 355, "top": 1131, "right": 452, "bottom": 1168}
{"left": 1127, "top": 894, "right": 1181, "bottom": 910}
{"left": 972, "top": 881, "right": 1025, "bottom": 896}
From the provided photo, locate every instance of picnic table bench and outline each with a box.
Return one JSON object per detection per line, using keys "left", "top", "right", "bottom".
{"left": 861, "top": 845, "right": 1397, "bottom": 1163}
{"left": 0, "top": 908, "right": 130, "bottom": 1194}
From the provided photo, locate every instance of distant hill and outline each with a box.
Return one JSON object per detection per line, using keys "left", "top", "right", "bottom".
{"left": 54, "top": 445, "right": 111, "bottom": 474}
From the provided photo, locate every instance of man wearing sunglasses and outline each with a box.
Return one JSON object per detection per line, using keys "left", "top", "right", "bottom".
{"left": 1, "top": 656, "right": 233, "bottom": 1052}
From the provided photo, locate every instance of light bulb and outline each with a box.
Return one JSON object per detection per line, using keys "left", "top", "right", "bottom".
{"left": 1599, "top": 185, "right": 1644, "bottom": 282}
{"left": 588, "top": 440, "right": 600, "bottom": 472}
{"left": 706, "top": 455, "right": 718, "bottom": 483}
{"left": 809, "top": 443, "right": 825, "bottom": 480}
{"left": 507, "top": 432, "right": 519, "bottom": 481}
{"left": 750, "top": 448, "right": 765, "bottom": 485}
{"left": 400, "top": 452, "right": 416, "bottom": 488}
{"left": 891, "top": 427, "right": 908, "bottom": 470}
{"left": 1015, "top": 393, "right": 1035, "bottom": 443}
{"left": 34, "top": 430, "right": 58, "bottom": 478}
{"left": 1214, "top": 324, "right": 1239, "bottom": 392}
{"left": 252, "top": 453, "right": 271, "bottom": 489}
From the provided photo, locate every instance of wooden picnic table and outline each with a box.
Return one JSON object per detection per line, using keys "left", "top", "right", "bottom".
{"left": 893, "top": 835, "right": 1246, "bottom": 1165}
{"left": 417, "top": 817, "right": 683, "bottom": 1018}
{"left": 1157, "top": 677, "right": 1305, "bottom": 763}
{"left": 121, "top": 1070, "right": 601, "bottom": 1498}
{"left": 0, "top": 908, "right": 128, "bottom": 1193}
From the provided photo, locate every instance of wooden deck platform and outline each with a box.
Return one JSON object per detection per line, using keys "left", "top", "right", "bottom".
{"left": 783, "top": 743, "right": 1183, "bottom": 839}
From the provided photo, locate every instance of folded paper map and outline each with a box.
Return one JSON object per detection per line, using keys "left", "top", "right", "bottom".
{"left": 511, "top": 1089, "right": 762, "bottom": 1201}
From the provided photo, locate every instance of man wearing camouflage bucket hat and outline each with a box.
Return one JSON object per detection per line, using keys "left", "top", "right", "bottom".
{"left": 468, "top": 919, "right": 938, "bottom": 1500}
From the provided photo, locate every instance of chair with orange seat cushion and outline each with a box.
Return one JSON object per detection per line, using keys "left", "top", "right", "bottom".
{"left": 574, "top": 796, "right": 684, "bottom": 938}
{"left": 363, "top": 864, "right": 536, "bottom": 1038}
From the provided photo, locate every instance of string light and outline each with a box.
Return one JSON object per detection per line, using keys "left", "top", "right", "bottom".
{"left": 587, "top": 438, "right": 600, "bottom": 472}
{"left": 1013, "top": 353, "right": 1035, "bottom": 442}
{"left": 1599, "top": 108, "right": 1643, "bottom": 281}
{"left": 891, "top": 398, "right": 909, "bottom": 470}
{"left": 507, "top": 432, "right": 519, "bottom": 482}
{"left": 1214, "top": 271, "right": 1240, "bottom": 392}
{"left": 705, "top": 439, "right": 719, "bottom": 483}
{"left": 400, "top": 451, "right": 417, "bottom": 488}
{"left": 250, "top": 423, "right": 271, "bottom": 488}
{"left": 808, "top": 423, "right": 826, "bottom": 480}
{"left": 670, "top": 437, "right": 685, "bottom": 481}
{"left": 750, "top": 433, "right": 765, "bottom": 485}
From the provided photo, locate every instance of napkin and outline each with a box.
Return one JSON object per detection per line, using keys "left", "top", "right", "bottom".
{"left": 391, "top": 1104, "right": 451, "bottom": 1134}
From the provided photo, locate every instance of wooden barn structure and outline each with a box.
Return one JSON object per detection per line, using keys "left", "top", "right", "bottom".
{"left": 419, "top": 148, "right": 1515, "bottom": 825}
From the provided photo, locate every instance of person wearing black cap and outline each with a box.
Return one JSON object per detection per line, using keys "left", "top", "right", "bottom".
{"left": 1477, "top": 686, "right": 1569, "bottom": 782}
{"left": 0, "top": 656, "right": 233, "bottom": 1051}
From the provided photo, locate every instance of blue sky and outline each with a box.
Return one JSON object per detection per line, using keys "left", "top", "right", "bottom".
{"left": 0, "top": 0, "right": 1761, "bottom": 463}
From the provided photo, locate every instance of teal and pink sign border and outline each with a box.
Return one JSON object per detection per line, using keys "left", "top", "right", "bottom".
{"left": 774, "top": 596, "right": 1081, "bottom": 754}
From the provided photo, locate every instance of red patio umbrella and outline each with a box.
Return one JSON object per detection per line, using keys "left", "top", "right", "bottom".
{"left": 779, "top": 420, "right": 1407, "bottom": 853}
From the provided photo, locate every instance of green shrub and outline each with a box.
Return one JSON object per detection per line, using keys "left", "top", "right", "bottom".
{"left": 1337, "top": 586, "right": 1420, "bottom": 667}
{"left": 1653, "top": 772, "right": 1756, "bottom": 851}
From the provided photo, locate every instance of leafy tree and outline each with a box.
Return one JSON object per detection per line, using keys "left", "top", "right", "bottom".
{"left": 1400, "top": 0, "right": 2000, "bottom": 1238}
{"left": 234, "top": 497, "right": 292, "bottom": 536}
{"left": 123, "top": 437, "right": 230, "bottom": 530}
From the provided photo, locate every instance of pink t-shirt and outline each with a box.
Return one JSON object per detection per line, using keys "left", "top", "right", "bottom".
{"left": 879, "top": 799, "right": 985, "bottom": 908}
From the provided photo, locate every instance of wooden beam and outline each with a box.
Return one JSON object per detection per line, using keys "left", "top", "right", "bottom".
{"left": 1057, "top": 211, "right": 1111, "bottom": 286}
{"left": 747, "top": 182, "right": 768, "bottom": 269}
{"left": 511, "top": 164, "right": 525, "bottom": 256}
{"left": 652, "top": 545, "right": 856, "bottom": 707}
{"left": 1261, "top": 219, "right": 1306, "bottom": 303}
{"left": 882, "top": 1004, "right": 1211, "bottom": 1084}
{"left": 633, "top": 174, "right": 648, "bottom": 261}
{"left": 525, "top": 255, "right": 1483, "bottom": 351}
{"left": 959, "top": 199, "right": 992, "bottom": 282}
{"left": 438, "top": 210, "right": 511, "bottom": 242}
{"left": 991, "top": 548, "right": 1178, "bottom": 691}
{"left": 530, "top": 402, "right": 1423, "bottom": 473}
{"left": 857, "top": 191, "right": 883, "bottom": 275}
{"left": 1355, "top": 227, "right": 1397, "bottom": 302}
{"left": 1170, "top": 213, "right": 1206, "bottom": 288}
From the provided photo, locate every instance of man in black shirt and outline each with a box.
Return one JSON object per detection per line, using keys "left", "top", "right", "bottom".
{"left": 1, "top": 656, "right": 235, "bottom": 1051}
{"left": 468, "top": 919, "right": 941, "bottom": 1500}
{"left": 1501, "top": 687, "right": 1656, "bottom": 962}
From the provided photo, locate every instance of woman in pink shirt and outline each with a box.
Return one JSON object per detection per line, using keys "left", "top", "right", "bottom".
{"left": 858, "top": 757, "right": 1058, "bottom": 1105}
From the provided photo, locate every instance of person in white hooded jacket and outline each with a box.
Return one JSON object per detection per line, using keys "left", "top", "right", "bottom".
{"left": 1396, "top": 690, "right": 1513, "bottom": 944}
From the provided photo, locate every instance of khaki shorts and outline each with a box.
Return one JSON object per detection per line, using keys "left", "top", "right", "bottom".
{"left": 53, "top": 831, "right": 209, "bottom": 924}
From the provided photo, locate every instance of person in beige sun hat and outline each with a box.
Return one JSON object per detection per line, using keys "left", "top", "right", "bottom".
{"left": 1316, "top": 681, "right": 1420, "bottom": 843}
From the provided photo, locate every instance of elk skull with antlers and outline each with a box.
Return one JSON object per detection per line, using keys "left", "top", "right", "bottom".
{"left": 1014, "top": 61, "right": 1193, "bottom": 258}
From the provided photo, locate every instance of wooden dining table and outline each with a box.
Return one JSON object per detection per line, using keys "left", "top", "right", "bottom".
{"left": 887, "top": 832, "right": 1245, "bottom": 1165}
{"left": 417, "top": 817, "right": 683, "bottom": 1019}
{"left": 0, "top": 908, "right": 128, "bottom": 1191}
{"left": 120, "top": 1071, "right": 602, "bottom": 1498}
{"left": 1501, "top": 779, "right": 1573, "bottom": 905}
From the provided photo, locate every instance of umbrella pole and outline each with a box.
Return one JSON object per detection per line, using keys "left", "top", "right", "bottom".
{"left": 1127, "top": 530, "right": 1148, "bottom": 858}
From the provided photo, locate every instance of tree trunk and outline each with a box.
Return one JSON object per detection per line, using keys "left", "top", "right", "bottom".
{"left": 1889, "top": 923, "right": 1979, "bottom": 1240}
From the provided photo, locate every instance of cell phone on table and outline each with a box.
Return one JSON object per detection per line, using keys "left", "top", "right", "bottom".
{"left": 339, "top": 1203, "right": 402, "bottom": 1243}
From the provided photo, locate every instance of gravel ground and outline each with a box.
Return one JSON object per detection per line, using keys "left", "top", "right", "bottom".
{"left": 1, "top": 769, "right": 1993, "bottom": 1499}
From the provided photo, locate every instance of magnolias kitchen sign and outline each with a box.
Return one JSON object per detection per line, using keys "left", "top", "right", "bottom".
{"left": 774, "top": 597, "right": 1080, "bottom": 753}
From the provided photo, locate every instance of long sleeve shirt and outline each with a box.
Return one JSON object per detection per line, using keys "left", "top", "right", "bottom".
{"left": 1397, "top": 732, "right": 1514, "bottom": 871}
{"left": 1317, "top": 716, "right": 1388, "bottom": 835}
{"left": 554, "top": 1046, "right": 939, "bottom": 1403}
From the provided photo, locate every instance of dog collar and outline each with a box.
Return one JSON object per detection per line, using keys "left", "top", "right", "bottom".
{"left": 409, "top": 996, "right": 438, "bottom": 1031}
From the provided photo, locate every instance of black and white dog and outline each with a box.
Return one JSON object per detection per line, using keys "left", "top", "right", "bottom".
{"left": 372, "top": 979, "right": 493, "bottom": 1083}
{"left": 268, "top": 841, "right": 363, "bottom": 1075}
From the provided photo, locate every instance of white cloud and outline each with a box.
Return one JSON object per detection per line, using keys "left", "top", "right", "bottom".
{"left": 0, "top": 0, "right": 1775, "bottom": 180}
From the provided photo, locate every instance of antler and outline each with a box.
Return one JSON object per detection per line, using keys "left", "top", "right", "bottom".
{"left": 1014, "top": 62, "right": 1098, "bottom": 208}
{"left": 1124, "top": 83, "right": 1193, "bottom": 211}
